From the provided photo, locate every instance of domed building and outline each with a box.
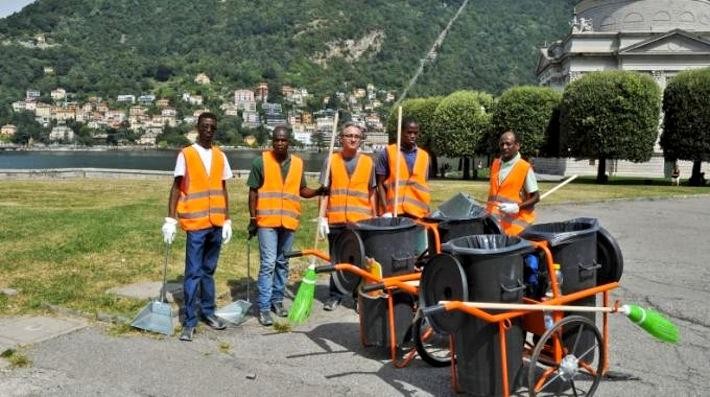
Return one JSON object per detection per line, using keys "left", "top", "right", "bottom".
{"left": 535, "top": 0, "right": 710, "bottom": 178}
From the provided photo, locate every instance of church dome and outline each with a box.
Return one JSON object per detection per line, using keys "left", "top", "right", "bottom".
{"left": 576, "top": 0, "right": 710, "bottom": 32}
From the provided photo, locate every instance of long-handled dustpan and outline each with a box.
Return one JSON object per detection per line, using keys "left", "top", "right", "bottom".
{"left": 131, "top": 243, "right": 175, "bottom": 336}
{"left": 215, "top": 237, "right": 253, "bottom": 325}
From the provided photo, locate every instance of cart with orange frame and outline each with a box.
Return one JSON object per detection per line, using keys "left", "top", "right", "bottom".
{"left": 287, "top": 212, "right": 499, "bottom": 367}
{"left": 419, "top": 218, "right": 627, "bottom": 396}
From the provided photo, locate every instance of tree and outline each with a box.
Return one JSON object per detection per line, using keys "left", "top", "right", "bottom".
{"left": 431, "top": 90, "right": 493, "bottom": 179}
{"left": 660, "top": 67, "right": 710, "bottom": 186}
{"left": 489, "top": 85, "right": 561, "bottom": 158}
{"left": 559, "top": 71, "right": 661, "bottom": 183}
{"left": 9, "top": 111, "right": 45, "bottom": 145}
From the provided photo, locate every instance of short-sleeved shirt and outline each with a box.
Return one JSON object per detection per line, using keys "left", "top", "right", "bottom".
{"left": 374, "top": 145, "right": 429, "bottom": 180}
{"left": 246, "top": 152, "right": 307, "bottom": 189}
{"left": 498, "top": 153, "right": 538, "bottom": 193}
{"left": 173, "top": 143, "right": 233, "bottom": 180}
{"left": 319, "top": 153, "right": 377, "bottom": 189}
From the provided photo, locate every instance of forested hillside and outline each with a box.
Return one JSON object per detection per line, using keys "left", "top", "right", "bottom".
{"left": 0, "top": 0, "right": 575, "bottom": 114}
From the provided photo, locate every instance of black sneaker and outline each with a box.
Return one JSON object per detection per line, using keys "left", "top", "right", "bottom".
{"left": 323, "top": 298, "right": 341, "bottom": 311}
{"left": 201, "top": 314, "right": 227, "bottom": 330}
{"left": 258, "top": 311, "right": 273, "bottom": 326}
{"left": 179, "top": 326, "right": 195, "bottom": 342}
{"left": 271, "top": 302, "right": 288, "bottom": 318}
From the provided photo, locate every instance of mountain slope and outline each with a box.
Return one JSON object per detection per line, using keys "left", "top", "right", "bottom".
{"left": 0, "top": 0, "right": 575, "bottom": 112}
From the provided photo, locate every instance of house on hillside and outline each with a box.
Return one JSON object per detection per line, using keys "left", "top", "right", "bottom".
{"left": 26, "top": 90, "right": 40, "bottom": 101}
{"left": 194, "top": 73, "right": 211, "bottom": 85}
{"left": 1, "top": 124, "right": 17, "bottom": 137}
{"left": 49, "top": 125, "right": 74, "bottom": 142}
{"left": 50, "top": 88, "right": 66, "bottom": 101}
{"left": 11, "top": 101, "right": 26, "bottom": 112}
{"left": 138, "top": 94, "right": 156, "bottom": 105}
{"left": 255, "top": 82, "right": 269, "bottom": 102}
{"left": 117, "top": 94, "right": 136, "bottom": 104}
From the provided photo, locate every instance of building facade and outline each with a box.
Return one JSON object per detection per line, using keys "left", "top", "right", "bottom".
{"left": 536, "top": 0, "right": 710, "bottom": 178}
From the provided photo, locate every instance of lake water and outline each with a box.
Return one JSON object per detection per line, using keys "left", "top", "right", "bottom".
{"left": 0, "top": 149, "right": 331, "bottom": 172}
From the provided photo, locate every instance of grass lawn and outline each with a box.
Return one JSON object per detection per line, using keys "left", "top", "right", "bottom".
{"left": 1, "top": 176, "right": 708, "bottom": 319}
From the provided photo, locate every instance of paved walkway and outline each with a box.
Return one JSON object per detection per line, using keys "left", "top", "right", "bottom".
{"left": 1, "top": 196, "right": 709, "bottom": 396}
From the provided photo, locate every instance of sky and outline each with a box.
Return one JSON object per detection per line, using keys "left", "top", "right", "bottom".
{"left": 0, "top": 0, "right": 36, "bottom": 19}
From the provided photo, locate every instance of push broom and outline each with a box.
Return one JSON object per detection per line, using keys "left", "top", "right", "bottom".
{"left": 431, "top": 300, "right": 679, "bottom": 343}
{"left": 288, "top": 111, "right": 339, "bottom": 324}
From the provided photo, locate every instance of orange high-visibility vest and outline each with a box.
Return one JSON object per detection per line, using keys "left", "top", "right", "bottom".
{"left": 256, "top": 151, "right": 303, "bottom": 230}
{"left": 385, "top": 144, "right": 430, "bottom": 218}
{"left": 327, "top": 153, "right": 374, "bottom": 225}
{"left": 176, "top": 146, "right": 227, "bottom": 231}
{"left": 486, "top": 157, "right": 536, "bottom": 236}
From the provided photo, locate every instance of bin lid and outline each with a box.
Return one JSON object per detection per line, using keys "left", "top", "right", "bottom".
{"left": 520, "top": 217, "right": 599, "bottom": 247}
{"left": 419, "top": 253, "right": 469, "bottom": 334}
{"left": 427, "top": 192, "right": 487, "bottom": 221}
{"left": 352, "top": 216, "right": 417, "bottom": 231}
{"left": 332, "top": 229, "right": 367, "bottom": 295}
{"left": 596, "top": 226, "right": 623, "bottom": 284}
{"left": 442, "top": 235, "right": 534, "bottom": 256}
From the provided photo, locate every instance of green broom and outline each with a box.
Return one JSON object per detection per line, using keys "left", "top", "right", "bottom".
{"left": 288, "top": 264, "right": 317, "bottom": 324}
{"left": 288, "top": 112, "right": 339, "bottom": 325}
{"left": 621, "top": 304, "right": 679, "bottom": 344}
{"left": 436, "top": 301, "right": 680, "bottom": 343}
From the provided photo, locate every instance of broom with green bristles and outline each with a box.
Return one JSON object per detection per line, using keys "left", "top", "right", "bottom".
{"left": 288, "top": 112, "right": 340, "bottom": 325}
{"left": 432, "top": 301, "right": 679, "bottom": 343}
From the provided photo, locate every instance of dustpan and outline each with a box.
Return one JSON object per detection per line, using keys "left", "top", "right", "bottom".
{"left": 215, "top": 237, "right": 253, "bottom": 325}
{"left": 131, "top": 243, "right": 174, "bottom": 336}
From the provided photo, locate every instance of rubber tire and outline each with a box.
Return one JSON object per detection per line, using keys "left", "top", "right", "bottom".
{"left": 413, "top": 316, "right": 451, "bottom": 368}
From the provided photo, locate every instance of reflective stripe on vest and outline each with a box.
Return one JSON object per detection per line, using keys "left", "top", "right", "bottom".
{"left": 256, "top": 151, "right": 303, "bottom": 230}
{"left": 327, "top": 153, "right": 374, "bottom": 224}
{"left": 486, "top": 157, "right": 536, "bottom": 236}
{"left": 384, "top": 144, "right": 430, "bottom": 218}
{"left": 176, "top": 146, "right": 227, "bottom": 231}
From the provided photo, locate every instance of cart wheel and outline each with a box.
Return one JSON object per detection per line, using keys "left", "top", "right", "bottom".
{"left": 527, "top": 315, "right": 604, "bottom": 397}
{"left": 413, "top": 316, "right": 451, "bottom": 367}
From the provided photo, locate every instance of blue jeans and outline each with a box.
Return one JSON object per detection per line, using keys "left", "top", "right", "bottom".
{"left": 183, "top": 227, "right": 223, "bottom": 327}
{"left": 257, "top": 227, "right": 294, "bottom": 312}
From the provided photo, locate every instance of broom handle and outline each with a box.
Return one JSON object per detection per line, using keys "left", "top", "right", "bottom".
{"left": 246, "top": 239, "right": 250, "bottom": 302}
{"left": 540, "top": 174, "right": 578, "bottom": 201}
{"left": 393, "top": 106, "right": 402, "bottom": 217}
{"left": 438, "top": 300, "right": 619, "bottom": 313}
{"left": 161, "top": 243, "right": 170, "bottom": 303}
{"left": 312, "top": 112, "right": 339, "bottom": 257}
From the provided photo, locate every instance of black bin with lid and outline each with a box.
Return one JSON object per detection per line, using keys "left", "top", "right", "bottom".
{"left": 351, "top": 217, "right": 427, "bottom": 276}
{"left": 520, "top": 218, "right": 600, "bottom": 357}
{"left": 443, "top": 235, "right": 534, "bottom": 397}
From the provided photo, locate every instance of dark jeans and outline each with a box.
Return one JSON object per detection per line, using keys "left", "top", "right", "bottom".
{"left": 183, "top": 227, "right": 223, "bottom": 327}
{"left": 327, "top": 226, "right": 345, "bottom": 300}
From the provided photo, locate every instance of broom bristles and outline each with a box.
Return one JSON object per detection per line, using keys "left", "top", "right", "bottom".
{"left": 288, "top": 266, "right": 317, "bottom": 324}
{"left": 623, "top": 304, "right": 679, "bottom": 344}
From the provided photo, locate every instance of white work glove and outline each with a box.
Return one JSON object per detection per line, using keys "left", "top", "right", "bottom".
{"left": 498, "top": 202, "right": 520, "bottom": 215}
{"left": 380, "top": 212, "right": 393, "bottom": 218}
{"left": 317, "top": 216, "right": 330, "bottom": 239}
{"left": 221, "top": 219, "right": 232, "bottom": 244}
{"left": 161, "top": 217, "right": 177, "bottom": 244}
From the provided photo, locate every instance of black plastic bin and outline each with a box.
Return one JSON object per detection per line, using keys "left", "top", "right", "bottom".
{"left": 351, "top": 217, "right": 427, "bottom": 277}
{"left": 357, "top": 289, "right": 415, "bottom": 349}
{"left": 425, "top": 213, "right": 501, "bottom": 253}
{"left": 443, "top": 235, "right": 534, "bottom": 397}
{"left": 520, "top": 218, "right": 600, "bottom": 357}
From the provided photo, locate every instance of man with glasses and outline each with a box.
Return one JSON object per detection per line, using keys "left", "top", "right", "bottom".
{"left": 318, "top": 122, "right": 377, "bottom": 311}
